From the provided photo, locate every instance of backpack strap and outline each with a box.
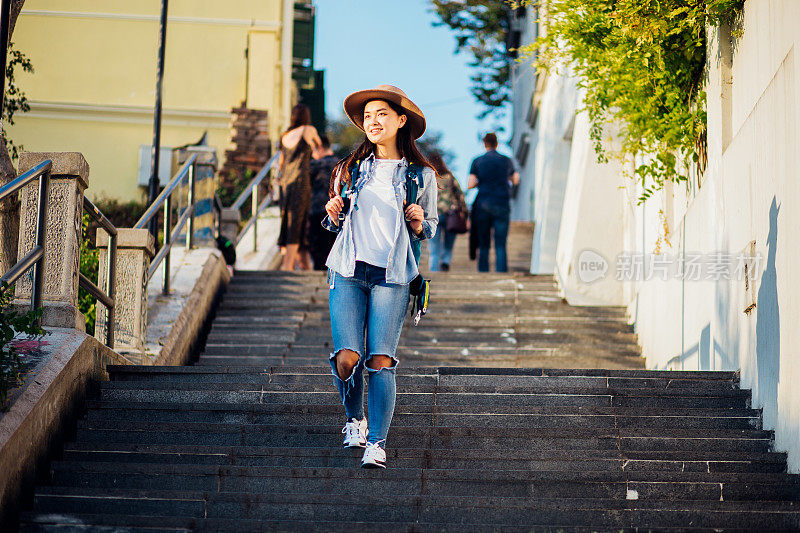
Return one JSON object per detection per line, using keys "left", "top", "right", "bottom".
{"left": 405, "top": 163, "right": 423, "bottom": 205}
{"left": 405, "top": 164, "right": 424, "bottom": 265}
{"left": 345, "top": 159, "right": 360, "bottom": 196}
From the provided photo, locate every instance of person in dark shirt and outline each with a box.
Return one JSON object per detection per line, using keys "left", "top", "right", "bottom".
{"left": 307, "top": 135, "right": 338, "bottom": 270}
{"left": 468, "top": 132, "right": 519, "bottom": 272}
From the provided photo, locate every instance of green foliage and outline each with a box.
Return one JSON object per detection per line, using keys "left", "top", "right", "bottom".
{"left": 217, "top": 168, "right": 254, "bottom": 208}
{"left": 3, "top": 41, "right": 34, "bottom": 161}
{"left": 0, "top": 281, "right": 44, "bottom": 408}
{"left": 525, "top": 0, "right": 743, "bottom": 201}
{"left": 90, "top": 197, "right": 148, "bottom": 229}
{"left": 78, "top": 214, "right": 99, "bottom": 335}
{"left": 430, "top": 0, "right": 513, "bottom": 117}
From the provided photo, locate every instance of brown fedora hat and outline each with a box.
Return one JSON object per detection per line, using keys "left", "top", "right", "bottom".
{"left": 343, "top": 85, "right": 426, "bottom": 139}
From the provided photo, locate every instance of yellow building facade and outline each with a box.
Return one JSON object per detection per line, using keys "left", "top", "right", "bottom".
{"left": 8, "top": 0, "right": 296, "bottom": 201}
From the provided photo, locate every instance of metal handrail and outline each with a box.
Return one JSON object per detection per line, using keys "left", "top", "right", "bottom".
{"left": 212, "top": 192, "right": 223, "bottom": 240}
{"left": 231, "top": 151, "right": 280, "bottom": 252}
{"left": 147, "top": 203, "right": 194, "bottom": 281}
{"left": 235, "top": 193, "right": 273, "bottom": 247}
{"left": 0, "top": 160, "right": 51, "bottom": 322}
{"left": 81, "top": 196, "right": 117, "bottom": 347}
{"left": 135, "top": 153, "right": 198, "bottom": 295}
{"left": 231, "top": 151, "right": 280, "bottom": 211}
{"left": 134, "top": 153, "right": 198, "bottom": 230}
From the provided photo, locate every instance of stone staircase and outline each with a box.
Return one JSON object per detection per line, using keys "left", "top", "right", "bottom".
{"left": 18, "top": 223, "right": 800, "bottom": 531}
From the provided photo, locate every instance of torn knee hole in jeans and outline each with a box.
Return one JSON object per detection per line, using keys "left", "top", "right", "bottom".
{"left": 365, "top": 354, "right": 399, "bottom": 373}
{"left": 330, "top": 349, "right": 362, "bottom": 383}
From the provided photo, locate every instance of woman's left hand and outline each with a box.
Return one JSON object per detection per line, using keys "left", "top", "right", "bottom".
{"left": 404, "top": 203, "right": 424, "bottom": 235}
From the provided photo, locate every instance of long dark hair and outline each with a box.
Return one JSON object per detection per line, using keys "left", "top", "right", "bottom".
{"left": 286, "top": 104, "right": 311, "bottom": 134}
{"left": 329, "top": 100, "right": 433, "bottom": 197}
{"left": 425, "top": 151, "right": 452, "bottom": 178}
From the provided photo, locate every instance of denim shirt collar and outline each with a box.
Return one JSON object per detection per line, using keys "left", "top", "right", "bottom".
{"left": 324, "top": 154, "right": 438, "bottom": 285}
{"left": 360, "top": 153, "right": 408, "bottom": 186}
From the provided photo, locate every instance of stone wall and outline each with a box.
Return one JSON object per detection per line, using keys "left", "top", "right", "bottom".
{"left": 0, "top": 330, "right": 129, "bottom": 529}
{"left": 219, "top": 105, "right": 271, "bottom": 201}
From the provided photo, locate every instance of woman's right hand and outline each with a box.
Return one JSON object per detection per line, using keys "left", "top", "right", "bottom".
{"left": 325, "top": 195, "right": 345, "bottom": 225}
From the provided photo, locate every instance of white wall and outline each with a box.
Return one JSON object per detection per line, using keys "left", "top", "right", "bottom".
{"left": 528, "top": 71, "right": 578, "bottom": 274}
{"left": 554, "top": 107, "right": 627, "bottom": 305}
{"left": 633, "top": 0, "right": 800, "bottom": 470}
{"left": 509, "top": 14, "right": 538, "bottom": 222}
{"left": 518, "top": 0, "right": 800, "bottom": 470}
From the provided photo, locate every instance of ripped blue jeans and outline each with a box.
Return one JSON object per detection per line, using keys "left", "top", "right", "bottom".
{"left": 328, "top": 261, "right": 410, "bottom": 448}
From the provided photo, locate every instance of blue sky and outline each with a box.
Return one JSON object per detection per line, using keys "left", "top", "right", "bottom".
{"left": 313, "top": 0, "right": 511, "bottom": 184}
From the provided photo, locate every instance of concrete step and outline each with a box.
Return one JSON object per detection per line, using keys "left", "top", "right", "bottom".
{"left": 98, "top": 381, "right": 752, "bottom": 407}
{"left": 22, "top": 510, "right": 798, "bottom": 533}
{"left": 74, "top": 415, "right": 773, "bottom": 441}
{"left": 99, "top": 377, "right": 748, "bottom": 396}
{"left": 82, "top": 404, "right": 761, "bottom": 431}
{"left": 193, "top": 353, "right": 649, "bottom": 370}
{"left": 85, "top": 397, "right": 760, "bottom": 417}
{"left": 71, "top": 421, "right": 773, "bottom": 454}
{"left": 24, "top": 488, "right": 800, "bottom": 529}
{"left": 46, "top": 461, "right": 800, "bottom": 502}
{"left": 60, "top": 443, "right": 787, "bottom": 473}
{"left": 108, "top": 365, "right": 737, "bottom": 385}
{"left": 60, "top": 441, "right": 787, "bottom": 469}
{"left": 108, "top": 364, "right": 738, "bottom": 380}
{"left": 98, "top": 387, "right": 752, "bottom": 411}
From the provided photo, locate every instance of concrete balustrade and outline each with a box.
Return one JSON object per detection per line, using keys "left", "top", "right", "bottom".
{"left": 176, "top": 146, "right": 218, "bottom": 247}
{"left": 14, "top": 152, "right": 89, "bottom": 330}
{"left": 95, "top": 228, "right": 155, "bottom": 356}
{"left": 220, "top": 207, "right": 241, "bottom": 240}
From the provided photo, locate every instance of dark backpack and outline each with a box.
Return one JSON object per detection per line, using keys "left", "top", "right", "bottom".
{"left": 216, "top": 235, "right": 236, "bottom": 266}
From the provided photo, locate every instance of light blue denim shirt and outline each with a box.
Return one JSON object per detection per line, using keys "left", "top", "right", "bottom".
{"left": 323, "top": 153, "right": 438, "bottom": 285}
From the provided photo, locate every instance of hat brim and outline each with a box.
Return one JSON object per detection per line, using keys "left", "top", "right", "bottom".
{"left": 344, "top": 89, "right": 426, "bottom": 140}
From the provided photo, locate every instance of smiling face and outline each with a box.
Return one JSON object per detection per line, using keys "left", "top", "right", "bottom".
{"left": 363, "top": 100, "right": 407, "bottom": 147}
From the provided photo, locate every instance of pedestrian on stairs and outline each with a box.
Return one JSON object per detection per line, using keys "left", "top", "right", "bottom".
{"left": 427, "top": 151, "right": 467, "bottom": 272}
{"left": 277, "top": 103, "right": 322, "bottom": 271}
{"left": 468, "top": 132, "right": 519, "bottom": 272}
{"left": 307, "top": 135, "right": 338, "bottom": 270}
{"left": 322, "top": 85, "right": 438, "bottom": 468}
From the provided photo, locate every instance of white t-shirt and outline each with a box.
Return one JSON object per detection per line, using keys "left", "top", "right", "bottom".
{"left": 353, "top": 159, "right": 402, "bottom": 268}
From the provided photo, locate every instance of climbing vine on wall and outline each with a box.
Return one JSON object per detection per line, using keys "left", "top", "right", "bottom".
{"left": 522, "top": 0, "right": 743, "bottom": 201}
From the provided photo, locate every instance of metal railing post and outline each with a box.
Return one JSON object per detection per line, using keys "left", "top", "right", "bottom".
{"left": 106, "top": 231, "right": 117, "bottom": 347}
{"left": 83, "top": 195, "right": 118, "bottom": 348}
{"left": 162, "top": 191, "right": 172, "bottom": 295}
{"left": 214, "top": 196, "right": 221, "bottom": 240}
{"left": 31, "top": 166, "right": 50, "bottom": 322}
{"left": 251, "top": 182, "right": 258, "bottom": 253}
{"left": 186, "top": 160, "right": 195, "bottom": 250}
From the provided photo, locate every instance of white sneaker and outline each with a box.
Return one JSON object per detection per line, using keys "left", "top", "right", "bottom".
{"left": 361, "top": 442, "right": 386, "bottom": 469}
{"left": 342, "top": 418, "right": 368, "bottom": 448}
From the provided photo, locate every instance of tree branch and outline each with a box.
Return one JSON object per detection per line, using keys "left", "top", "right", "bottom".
{"left": 0, "top": 0, "right": 27, "bottom": 272}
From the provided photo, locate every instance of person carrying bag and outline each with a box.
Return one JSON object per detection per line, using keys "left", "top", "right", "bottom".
{"left": 321, "top": 85, "right": 438, "bottom": 469}
{"left": 428, "top": 152, "right": 467, "bottom": 272}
